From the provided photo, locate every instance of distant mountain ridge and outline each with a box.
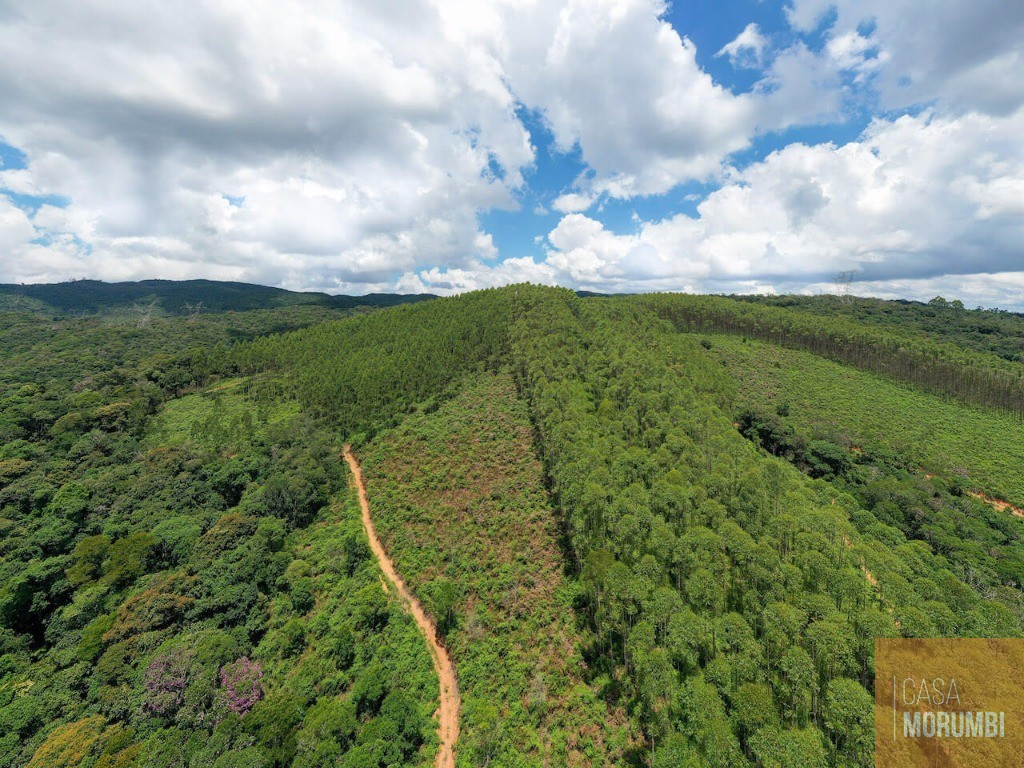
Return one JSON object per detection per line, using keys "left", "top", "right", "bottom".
{"left": 0, "top": 278, "right": 436, "bottom": 315}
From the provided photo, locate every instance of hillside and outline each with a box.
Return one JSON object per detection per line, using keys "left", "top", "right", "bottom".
{"left": 707, "top": 334, "right": 1024, "bottom": 506}
{"left": 738, "top": 294, "right": 1024, "bottom": 363}
{"left": 0, "top": 279, "right": 435, "bottom": 317}
{"left": 360, "top": 372, "right": 632, "bottom": 766}
{"left": 1, "top": 282, "right": 1023, "bottom": 768}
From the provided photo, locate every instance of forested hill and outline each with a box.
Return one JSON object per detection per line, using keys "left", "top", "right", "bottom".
{"left": 635, "top": 293, "right": 1024, "bottom": 418}
{"left": 737, "top": 293, "right": 1024, "bottom": 363}
{"left": 0, "top": 279, "right": 436, "bottom": 316}
{"left": 3, "top": 283, "right": 1024, "bottom": 768}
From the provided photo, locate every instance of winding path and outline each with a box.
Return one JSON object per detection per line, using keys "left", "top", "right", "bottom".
{"left": 342, "top": 446, "right": 460, "bottom": 768}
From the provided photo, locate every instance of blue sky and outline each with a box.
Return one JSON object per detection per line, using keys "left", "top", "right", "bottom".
{"left": 1, "top": 0, "right": 1023, "bottom": 307}
{"left": 479, "top": 0, "right": 878, "bottom": 259}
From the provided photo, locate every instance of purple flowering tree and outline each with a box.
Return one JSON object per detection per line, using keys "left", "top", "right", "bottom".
{"left": 144, "top": 652, "right": 192, "bottom": 715}
{"left": 218, "top": 656, "right": 263, "bottom": 716}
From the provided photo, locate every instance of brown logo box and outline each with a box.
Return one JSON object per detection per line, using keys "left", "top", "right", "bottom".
{"left": 875, "top": 638, "right": 1024, "bottom": 767}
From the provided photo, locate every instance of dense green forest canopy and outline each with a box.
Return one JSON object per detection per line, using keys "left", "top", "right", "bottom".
{"left": 0, "top": 304, "right": 438, "bottom": 768}
{"left": 2, "top": 282, "right": 1023, "bottom": 768}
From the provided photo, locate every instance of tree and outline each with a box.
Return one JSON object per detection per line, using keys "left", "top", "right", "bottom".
{"left": 425, "top": 576, "right": 460, "bottom": 637}
{"left": 762, "top": 602, "right": 807, "bottom": 670}
{"left": 777, "top": 647, "right": 815, "bottom": 725}
{"left": 218, "top": 657, "right": 263, "bottom": 716}
{"left": 26, "top": 716, "right": 107, "bottom": 768}
{"left": 636, "top": 645, "right": 675, "bottom": 753}
{"left": 749, "top": 726, "right": 829, "bottom": 768}
{"left": 652, "top": 732, "right": 702, "bottom": 768}
{"left": 687, "top": 567, "right": 725, "bottom": 616}
{"left": 822, "top": 678, "right": 873, "bottom": 766}
{"left": 731, "top": 682, "right": 778, "bottom": 743}
{"left": 66, "top": 534, "right": 111, "bottom": 586}
{"left": 676, "top": 677, "right": 744, "bottom": 768}
{"left": 104, "top": 532, "right": 158, "bottom": 587}
{"left": 144, "top": 651, "right": 194, "bottom": 716}
{"left": 666, "top": 608, "right": 710, "bottom": 672}
{"left": 243, "top": 691, "right": 304, "bottom": 766}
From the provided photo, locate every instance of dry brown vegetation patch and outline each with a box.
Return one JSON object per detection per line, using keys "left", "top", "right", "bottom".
{"left": 360, "top": 371, "right": 628, "bottom": 766}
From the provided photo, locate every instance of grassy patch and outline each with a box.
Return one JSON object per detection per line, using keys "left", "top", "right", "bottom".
{"left": 146, "top": 380, "right": 299, "bottom": 450}
{"left": 705, "top": 333, "right": 1024, "bottom": 506}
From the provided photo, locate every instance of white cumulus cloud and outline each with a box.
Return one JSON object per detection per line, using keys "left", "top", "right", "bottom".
{"left": 1, "top": 0, "right": 1023, "bottom": 309}
{"left": 718, "top": 23, "right": 769, "bottom": 68}
{"left": 496, "top": 0, "right": 760, "bottom": 199}
{"left": 787, "top": 0, "right": 1024, "bottom": 115}
{"left": 510, "top": 108, "right": 1024, "bottom": 306}
{"left": 0, "top": 0, "right": 532, "bottom": 290}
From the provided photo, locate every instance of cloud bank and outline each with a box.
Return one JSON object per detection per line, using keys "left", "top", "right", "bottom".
{"left": 1, "top": 0, "right": 1022, "bottom": 308}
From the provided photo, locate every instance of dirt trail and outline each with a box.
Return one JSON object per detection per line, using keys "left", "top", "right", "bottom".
{"left": 342, "top": 446, "right": 460, "bottom": 768}
{"left": 843, "top": 534, "right": 879, "bottom": 588}
{"left": 967, "top": 491, "right": 1024, "bottom": 520}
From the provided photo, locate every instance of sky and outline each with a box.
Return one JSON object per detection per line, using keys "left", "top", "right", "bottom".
{"left": 1, "top": 1, "right": 1023, "bottom": 308}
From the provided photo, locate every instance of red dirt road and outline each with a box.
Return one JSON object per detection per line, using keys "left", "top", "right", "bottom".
{"left": 343, "top": 446, "right": 460, "bottom": 768}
